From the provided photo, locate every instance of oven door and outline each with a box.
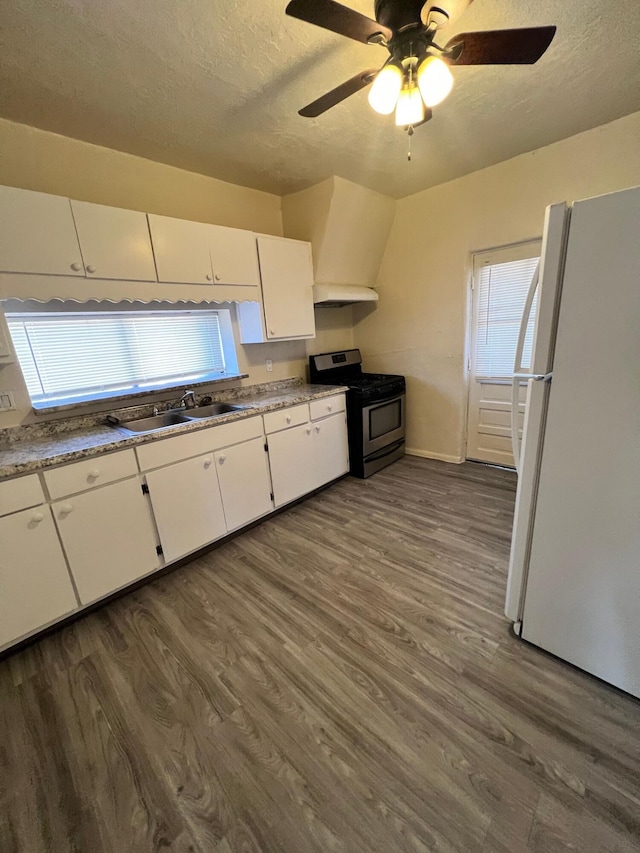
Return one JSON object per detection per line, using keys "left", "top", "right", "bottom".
{"left": 362, "top": 392, "right": 405, "bottom": 457}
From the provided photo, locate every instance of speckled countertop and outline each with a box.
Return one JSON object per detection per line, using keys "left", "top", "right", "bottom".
{"left": 0, "top": 379, "right": 348, "bottom": 480}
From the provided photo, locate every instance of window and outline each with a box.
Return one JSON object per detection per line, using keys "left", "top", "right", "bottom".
{"left": 6, "top": 309, "right": 236, "bottom": 408}
{"left": 471, "top": 243, "right": 541, "bottom": 380}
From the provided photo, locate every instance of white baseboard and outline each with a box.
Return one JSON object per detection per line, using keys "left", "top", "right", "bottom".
{"left": 405, "top": 448, "right": 464, "bottom": 464}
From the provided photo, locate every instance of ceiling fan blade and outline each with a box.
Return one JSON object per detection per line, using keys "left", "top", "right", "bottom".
{"left": 445, "top": 26, "right": 556, "bottom": 65}
{"left": 286, "top": 0, "right": 392, "bottom": 45}
{"left": 299, "top": 69, "right": 379, "bottom": 117}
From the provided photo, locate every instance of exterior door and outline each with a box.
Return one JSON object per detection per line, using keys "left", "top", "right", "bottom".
{"left": 466, "top": 242, "right": 540, "bottom": 466}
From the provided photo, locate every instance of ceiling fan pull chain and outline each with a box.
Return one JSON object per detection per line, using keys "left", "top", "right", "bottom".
{"left": 407, "top": 124, "right": 414, "bottom": 161}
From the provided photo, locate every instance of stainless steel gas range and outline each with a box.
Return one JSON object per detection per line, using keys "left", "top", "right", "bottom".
{"left": 309, "top": 349, "right": 405, "bottom": 478}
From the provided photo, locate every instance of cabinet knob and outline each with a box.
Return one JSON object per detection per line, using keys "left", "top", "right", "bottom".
{"left": 206, "top": 274, "right": 213, "bottom": 282}
{"left": 30, "top": 511, "right": 44, "bottom": 523}
{"left": 286, "top": 415, "right": 292, "bottom": 424}
{"left": 70, "top": 262, "right": 83, "bottom": 272}
{"left": 215, "top": 274, "right": 221, "bottom": 282}
{"left": 203, "top": 458, "right": 212, "bottom": 469}
{"left": 60, "top": 504, "right": 74, "bottom": 516}
{"left": 218, "top": 455, "right": 226, "bottom": 464}
{"left": 86, "top": 265, "right": 96, "bottom": 274}
{"left": 305, "top": 427, "right": 312, "bottom": 435}
{"left": 327, "top": 404, "right": 333, "bottom": 411}
{"left": 315, "top": 425, "right": 321, "bottom": 433}
{"left": 269, "top": 329, "right": 275, "bottom": 336}
{"left": 88, "top": 469, "right": 100, "bottom": 480}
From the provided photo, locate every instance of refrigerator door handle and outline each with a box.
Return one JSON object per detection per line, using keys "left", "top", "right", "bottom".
{"left": 511, "top": 262, "right": 541, "bottom": 472}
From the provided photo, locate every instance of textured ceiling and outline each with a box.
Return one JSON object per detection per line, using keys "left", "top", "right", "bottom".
{"left": 1, "top": 0, "right": 640, "bottom": 199}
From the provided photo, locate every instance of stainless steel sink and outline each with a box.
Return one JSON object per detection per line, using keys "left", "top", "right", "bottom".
{"left": 185, "top": 403, "right": 247, "bottom": 419}
{"left": 117, "top": 412, "right": 192, "bottom": 433}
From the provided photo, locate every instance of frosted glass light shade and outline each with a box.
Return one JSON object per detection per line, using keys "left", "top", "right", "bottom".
{"left": 368, "top": 64, "right": 403, "bottom": 115}
{"left": 417, "top": 56, "right": 454, "bottom": 107}
{"left": 395, "top": 86, "right": 425, "bottom": 126}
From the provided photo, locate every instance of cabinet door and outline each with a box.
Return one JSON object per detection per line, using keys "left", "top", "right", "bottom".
{"left": 0, "top": 186, "right": 84, "bottom": 276}
{"left": 312, "top": 412, "right": 349, "bottom": 489}
{"left": 148, "top": 214, "right": 214, "bottom": 284}
{"left": 209, "top": 225, "right": 260, "bottom": 286}
{"left": 0, "top": 506, "right": 77, "bottom": 648}
{"left": 257, "top": 236, "right": 315, "bottom": 339}
{"left": 145, "top": 454, "right": 227, "bottom": 562}
{"left": 215, "top": 437, "right": 273, "bottom": 531}
{"left": 70, "top": 200, "right": 157, "bottom": 281}
{"left": 267, "top": 423, "right": 315, "bottom": 508}
{"left": 52, "top": 478, "right": 160, "bottom": 605}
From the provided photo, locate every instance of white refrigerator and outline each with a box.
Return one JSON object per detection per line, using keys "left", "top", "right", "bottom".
{"left": 505, "top": 185, "right": 640, "bottom": 699}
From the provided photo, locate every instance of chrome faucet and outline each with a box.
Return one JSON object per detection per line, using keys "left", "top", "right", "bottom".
{"left": 179, "top": 390, "right": 197, "bottom": 409}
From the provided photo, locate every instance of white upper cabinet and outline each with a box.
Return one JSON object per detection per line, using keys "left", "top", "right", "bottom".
{"left": 260, "top": 236, "right": 315, "bottom": 339}
{"left": 148, "top": 213, "right": 214, "bottom": 284}
{"left": 70, "top": 200, "right": 157, "bottom": 281}
{"left": 209, "top": 224, "right": 260, "bottom": 286}
{"left": 238, "top": 235, "right": 315, "bottom": 343}
{"left": 148, "top": 213, "right": 260, "bottom": 286}
{"left": 0, "top": 186, "right": 84, "bottom": 276}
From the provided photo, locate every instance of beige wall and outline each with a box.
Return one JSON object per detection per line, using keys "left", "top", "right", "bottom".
{"left": 353, "top": 110, "right": 640, "bottom": 463}
{"left": 0, "top": 119, "right": 354, "bottom": 426}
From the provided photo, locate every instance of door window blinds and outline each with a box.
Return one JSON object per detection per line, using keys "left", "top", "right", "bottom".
{"left": 7, "top": 310, "right": 226, "bottom": 406}
{"left": 472, "top": 246, "right": 541, "bottom": 380}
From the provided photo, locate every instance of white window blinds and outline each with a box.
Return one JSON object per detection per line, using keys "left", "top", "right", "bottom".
{"left": 7, "top": 310, "right": 227, "bottom": 406}
{"left": 472, "top": 247, "right": 540, "bottom": 380}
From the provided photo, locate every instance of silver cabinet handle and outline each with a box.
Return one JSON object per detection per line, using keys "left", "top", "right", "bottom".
{"left": 31, "top": 511, "right": 44, "bottom": 523}
{"left": 86, "top": 265, "right": 96, "bottom": 274}
{"left": 70, "top": 262, "right": 83, "bottom": 272}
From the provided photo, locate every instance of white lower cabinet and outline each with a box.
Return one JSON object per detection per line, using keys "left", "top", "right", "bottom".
{"left": 267, "top": 402, "right": 349, "bottom": 508}
{"left": 215, "top": 436, "right": 273, "bottom": 531}
{"left": 268, "top": 423, "right": 316, "bottom": 508}
{"left": 311, "top": 412, "right": 349, "bottom": 490}
{"left": 0, "top": 506, "right": 77, "bottom": 648}
{"left": 145, "top": 454, "right": 227, "bottom": 563}
{"left": 52, "top": 478, "right": 160, "bottom": 605}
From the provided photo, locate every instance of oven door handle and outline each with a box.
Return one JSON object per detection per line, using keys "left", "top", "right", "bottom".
{"left": 364, "top": 391, "right": 405, "bottom": 409}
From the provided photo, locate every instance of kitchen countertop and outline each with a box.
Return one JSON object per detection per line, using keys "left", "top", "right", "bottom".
{"left": 0, "top": 382, "right": 348, "bottom": 480}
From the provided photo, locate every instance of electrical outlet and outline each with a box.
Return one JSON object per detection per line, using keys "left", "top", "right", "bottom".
{"left": 0, "top": 390, "right": 16, "bottom": 411}
{"left": 265, "top": 359, "right": 273, "bottom": 372}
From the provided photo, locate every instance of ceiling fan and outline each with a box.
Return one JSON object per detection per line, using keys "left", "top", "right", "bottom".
{"left": 286, "top": 0, "right": 556, "bottom": 129}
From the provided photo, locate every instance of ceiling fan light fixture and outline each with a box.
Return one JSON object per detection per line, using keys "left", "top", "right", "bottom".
{"left": 395, "top": 85, "right": 425, "bottom": 127}
{"left": 367, "top": 62, "right": 403, "bottom": 114}
{"left": 417, "top": 55, "right": 454, "bottom": 107}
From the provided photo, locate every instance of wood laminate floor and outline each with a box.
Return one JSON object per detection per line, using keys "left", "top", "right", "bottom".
{"left": 1, "top": 457, "right": 639, "bottom": 852}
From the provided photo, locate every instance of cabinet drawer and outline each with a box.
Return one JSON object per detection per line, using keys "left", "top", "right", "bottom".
{"left": 0, "top": 474, "right": 45, "bottom": 517}
{"left": 136, "top": 416, "right": 263, "bottom": 471}
{"left": 43, "top": 449, "right": 138, "bottom": 499}
{"left": 263, "top": 404, "right": 309, "bottom": 435}
{"left": 310, "top": 394, "right": 346, "bottom": 421}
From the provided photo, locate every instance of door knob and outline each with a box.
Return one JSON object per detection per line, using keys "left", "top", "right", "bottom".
{"left": 86, "top": 265, "right": 96, "bottom": 274}
{"left": 70, "top": 262, "right": 83, "bottom": 272}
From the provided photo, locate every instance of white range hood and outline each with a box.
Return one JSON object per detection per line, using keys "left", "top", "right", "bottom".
{"left": 312, "top": 283, "right": 379, "bottom": 306}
